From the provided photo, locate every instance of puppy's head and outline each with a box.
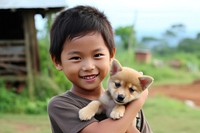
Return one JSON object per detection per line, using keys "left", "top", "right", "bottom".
{"left": 108, "top": 59, "right": 154, "bottom": 105}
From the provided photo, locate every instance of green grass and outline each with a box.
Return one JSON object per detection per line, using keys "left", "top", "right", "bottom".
{"left": 0, "top": 114, "right": 51, "bottom": 133}
{"left": 144, "top": 96, "right": 200, "bottom": 133}
{"left": 0, "top": 96, "right": 199, "bottom": 133}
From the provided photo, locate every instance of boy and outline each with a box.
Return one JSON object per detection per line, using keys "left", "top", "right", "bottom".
{"left": 48, "top": 5, "right": 152, "bottom": 133}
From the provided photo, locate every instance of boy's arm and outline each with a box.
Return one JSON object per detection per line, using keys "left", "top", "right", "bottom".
{"left": 80, "top": 89, "right": 148, "bottom": 133}
{"left": 126, "top": 126, "right": 140, "bottom": 133}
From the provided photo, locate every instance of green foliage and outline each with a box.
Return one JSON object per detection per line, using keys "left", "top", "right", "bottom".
{"left": 173, "top": 52, "right": 200, "bottom": 68}
{"left": 38, "top": 38, "right": 72, "bottom": 91}
{"left": 0, "top": 88, "right": 47, "bottom": 114}
{"left": 177, "top": 38, "right": 200, "bottom": 53}
{"left": 25, "top": 100, "right": 48, "bottom": 114}
{"left": 33, "top": 75, "right": 63, "bottom": 101}
{"left": 141, "top": 36, "right": 159, "bottom": 42}
{"left": 115, "top": 25, "right": 137, "bottom": 50}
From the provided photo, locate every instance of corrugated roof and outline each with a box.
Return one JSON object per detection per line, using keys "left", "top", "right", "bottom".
{"left": 0, "top": 0, "right": 67, "bottom": 9}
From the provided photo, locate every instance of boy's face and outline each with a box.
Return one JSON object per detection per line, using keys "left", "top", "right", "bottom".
{"left": 54, "top": 32, "right": 115, "bottom": 92}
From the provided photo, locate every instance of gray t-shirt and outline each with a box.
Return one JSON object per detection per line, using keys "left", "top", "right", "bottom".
{"left": 48, "top": 91, "right": 152, "bottom": 133}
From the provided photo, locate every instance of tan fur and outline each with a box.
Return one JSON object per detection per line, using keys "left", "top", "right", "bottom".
{"left": 79, "top": 59, "right": 154, "bottom": 121}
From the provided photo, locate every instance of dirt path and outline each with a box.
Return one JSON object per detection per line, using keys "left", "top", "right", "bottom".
{"left": 149, "top": 80, "right": 200, "bottom": 107}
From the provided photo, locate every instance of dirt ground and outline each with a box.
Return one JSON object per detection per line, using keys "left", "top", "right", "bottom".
{"left": 149, "top": 80, "right": 200, "bottom": 107}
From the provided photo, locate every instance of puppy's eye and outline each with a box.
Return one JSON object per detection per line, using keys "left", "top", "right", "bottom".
{"left": 129, "top": 87, "right": 135, "bottom": 93}
{"left": 115, "top": 82, "right": 121, "bottom": 88}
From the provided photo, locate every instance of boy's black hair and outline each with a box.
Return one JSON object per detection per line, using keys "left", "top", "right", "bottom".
{"left": 50, "top": 5, "right": 115, "bottom": 64}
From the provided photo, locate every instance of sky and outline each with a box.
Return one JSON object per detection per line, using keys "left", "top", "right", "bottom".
{"left": 64, "top": 0, "right": 200, "bottom": 38}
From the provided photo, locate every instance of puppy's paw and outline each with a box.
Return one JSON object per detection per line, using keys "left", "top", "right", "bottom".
{"left": 79, "top": 106, "right": 96, "bottom": 121}
{"left": 110, "top": 109, "right": 124, "bottom": 119}
{"left": 110, "top": 105, "right": 125, "bottom": 120}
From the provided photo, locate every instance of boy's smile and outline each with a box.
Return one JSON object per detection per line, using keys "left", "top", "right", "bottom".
{"left": 80, "top": 73, "right": 99, "bottom": 83}
{"left": 55, "top": 32, "right": 114, "bottom": 98}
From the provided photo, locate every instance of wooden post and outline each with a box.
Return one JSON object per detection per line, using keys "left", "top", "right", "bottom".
{"left": 29, "top": 13, "right": 40, "bottom": 74}
{"left": 23, "top": 12, "right": 35, "bottom": 100}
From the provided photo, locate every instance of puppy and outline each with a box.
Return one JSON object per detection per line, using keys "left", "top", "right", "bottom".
{"left": 79, "top": 59, "right": 153, "bottom": 122}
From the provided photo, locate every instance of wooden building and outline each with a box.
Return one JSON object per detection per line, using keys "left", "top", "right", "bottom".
{"left": 0, "top": 0, "right": 66, "bottom": 97}
{"left": 135, "top": 49, "right": 151, "bottom": 64}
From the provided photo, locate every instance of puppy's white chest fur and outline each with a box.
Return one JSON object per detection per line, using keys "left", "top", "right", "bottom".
{"left": 99, "top": 90, "right": 118, "bottom": 117}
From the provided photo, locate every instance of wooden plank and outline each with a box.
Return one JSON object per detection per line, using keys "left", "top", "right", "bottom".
{"left": 0, "top": 69, "right": 25, "bottom": 75}
{"left": 0, "top": 68, "right": 26, "bottom": 75}
{"left": 0, "top": 63, "right": 26, "bottom": 72}
{"left": 0, "top": 76, "right": 26, "bottom": 81}
{"left": 0, "top": 57, "right": 26, "bottom": 62}
{"left": 0, "top": 40, "right": 25, "bottom": 45}
{"left": 0, "top": 70, "right": 20, "bottom": 75}
{"left": 0, "top": 46, "right": 25, "bottom": 55}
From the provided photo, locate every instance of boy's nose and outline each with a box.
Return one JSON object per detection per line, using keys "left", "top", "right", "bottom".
{"left": 82, "top": 60, "right": 95, "bottom": 71}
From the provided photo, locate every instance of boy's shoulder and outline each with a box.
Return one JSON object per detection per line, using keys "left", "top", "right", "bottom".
{"left": 50, "top": 91, "right": 91, "bottom": 102}
{"left": 48, "top": 91, "right": 91, "bottom": 111}
{"left": 48, "top": 91, "right": 68, "bottom": 105}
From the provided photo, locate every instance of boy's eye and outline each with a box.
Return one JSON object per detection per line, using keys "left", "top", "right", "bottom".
{"left": 115, "top": 82, "right": 121, "bottom": 88}
{"left": 129, "top": 87, "right": 135, "bottom": 93}
{"left": 94, "top": 53, "right": 104, "bottom": 58}
{"left": 69, "top": 57, "right": 81, "bottom": 60}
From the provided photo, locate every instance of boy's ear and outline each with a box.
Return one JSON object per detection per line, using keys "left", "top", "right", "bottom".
{"left": 110, "top": 59, "right": 122, "bottom": 76}
{"left": 51, "top": 55, "right": 63, "bottom": 71}
{"left": 110, "top": 48, "right": 116, "bottom": 59}
{"left": 138, "top": 76, "right": 154, "bottom": 90}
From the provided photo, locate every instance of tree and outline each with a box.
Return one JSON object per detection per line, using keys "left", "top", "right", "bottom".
{"left": 162, "top": 23, "right": 186, "bottom": 47}
{"left": 177, "top": 38, "right": 200, "bottom": 53}
{"left": 115, "top": 25, "right": 137, "bottom": 50}
{"left": 196, "top": 32, "right": 200, "bottom": 40}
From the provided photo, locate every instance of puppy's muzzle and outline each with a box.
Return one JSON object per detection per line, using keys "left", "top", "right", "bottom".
{"left": 116, "top": 94, "right": 125, "bottom": 103}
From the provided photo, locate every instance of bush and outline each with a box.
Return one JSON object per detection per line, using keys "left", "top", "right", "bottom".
{"left": 34, "top": 75, "right": 63, "bottom": 101}
{"left": 0, "top": 87, "right": 48, "bottom": 114}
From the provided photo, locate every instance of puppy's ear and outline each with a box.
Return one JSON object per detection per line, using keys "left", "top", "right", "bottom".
{"left": 138, "top": 76, "right": 154, "bottom": 90}
{"left": 110, "top": 59, "right": 122, "bottom": 76}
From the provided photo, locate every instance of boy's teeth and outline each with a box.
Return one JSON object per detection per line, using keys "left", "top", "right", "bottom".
{"left": 84, "top": 75, "right": 95, "bottom": 79}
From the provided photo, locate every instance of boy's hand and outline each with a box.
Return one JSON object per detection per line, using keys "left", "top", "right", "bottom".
{"left": 127, "top": 89, "right": 149, "bottom": 111}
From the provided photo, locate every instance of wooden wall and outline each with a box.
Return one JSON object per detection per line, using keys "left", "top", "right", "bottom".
{"left": 0, "top": 10, "right": 40, "bottom": 98}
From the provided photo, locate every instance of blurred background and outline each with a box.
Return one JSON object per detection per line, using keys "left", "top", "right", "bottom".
{"left": 0, "top": 0, "right": 200, "bottom": 133}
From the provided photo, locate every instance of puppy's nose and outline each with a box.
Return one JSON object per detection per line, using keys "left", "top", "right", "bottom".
{"left": 117, "top": 94, "right": 125, "bottom": 102}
